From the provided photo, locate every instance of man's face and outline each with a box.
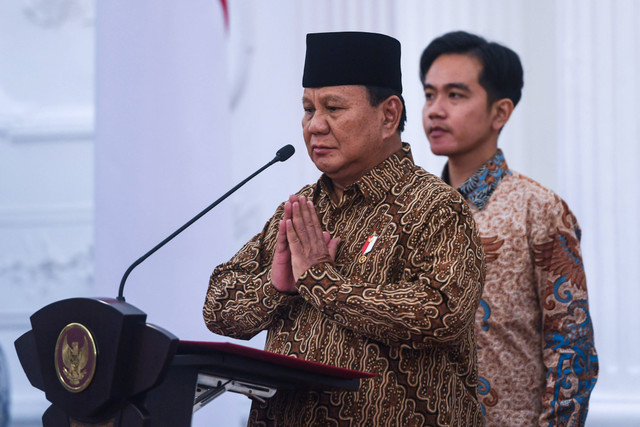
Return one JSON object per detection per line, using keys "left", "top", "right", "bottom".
{"left": 422, "top": 54, "right": 497, "bottom": 160}
{"left": 302, "top": 85, "right": 386, "bottom": 188}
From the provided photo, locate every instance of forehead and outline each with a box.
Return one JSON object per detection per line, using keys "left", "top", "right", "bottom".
{"left": 424, "top": 53, "right": 483, "bottom": 86}
{"left": 302, "top": 85, "right": 369, "bottom": 103}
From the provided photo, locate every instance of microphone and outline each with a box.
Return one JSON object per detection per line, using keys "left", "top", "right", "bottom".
{"left": 116, "top": 144, "right": 296, "bottom": 301}
{"left": 275, "top": 144, "right": 295, "bottom": 162}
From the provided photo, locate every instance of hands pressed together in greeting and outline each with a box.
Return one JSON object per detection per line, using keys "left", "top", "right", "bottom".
{"left": 271, "top": 195, "right": 341, "bottom": 294}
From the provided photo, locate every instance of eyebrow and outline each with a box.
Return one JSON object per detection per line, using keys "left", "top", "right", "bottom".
{"left": 424, "top": 82, "right": 471, "bottom": 92}
{"left": 311, "top": 94, "right": 349, "bottom": 107}
{"left": 302, "top": 94, "right": 349, "bottom": 104}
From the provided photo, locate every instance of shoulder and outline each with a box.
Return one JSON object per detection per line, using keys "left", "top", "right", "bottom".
{"left": 399, "top": 166, "right": 476, "bottom": 229}
{"left": 498, "top": 172, "right": 568, "bottom": 208}
{"left": 402, "top": 162, "right": 455, "bottom": 195}
{"left": 499, "top": 171, "right": 555, "bottom": 198}
{"left": 405, "top": 165, "right": 467, "bottom": 205}
{"left": 295, "top": 183, "right": 317, "bottom": 197}
{"left": 495, "top": 171, "right": 581, "bottom": 234}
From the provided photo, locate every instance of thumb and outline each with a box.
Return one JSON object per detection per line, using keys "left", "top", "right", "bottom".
{"left": 322, "top": 231, "right": 331, "bottom": 246}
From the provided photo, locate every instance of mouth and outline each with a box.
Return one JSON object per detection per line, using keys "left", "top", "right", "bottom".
{"left": 429, "top": 125, "right": 448, "bottom": 138}
{"left": 311, "top": 144, "right": 334, "bottom": 155}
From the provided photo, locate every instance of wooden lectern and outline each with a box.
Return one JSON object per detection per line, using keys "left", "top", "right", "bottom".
{"left": 14, "top": 297, "right": 374, "bottom": 426}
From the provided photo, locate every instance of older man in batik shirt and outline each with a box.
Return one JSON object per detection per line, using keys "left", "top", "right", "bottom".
{"left": 204, "top": 32, "right": 485, "bottom": 426}
{"left": 420, "top": 31, "right": 598, "bottom": 426}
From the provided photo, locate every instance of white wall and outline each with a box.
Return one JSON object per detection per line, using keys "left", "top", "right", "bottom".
{"left": 0, "top": 0, "right": 95, "bottom": 423}
{"left": 553, "top": 1, "right": 640, "bottom": 423}
{"left": 1, "top": 1, "right": 638, "bottom": 425}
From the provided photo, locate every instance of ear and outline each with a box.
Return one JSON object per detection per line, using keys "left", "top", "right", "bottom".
{"left": 380, "top": 95, "right": 403, "bottom": 138}
{"left": 491, "top": 98, "right": 514, "bottom": 132}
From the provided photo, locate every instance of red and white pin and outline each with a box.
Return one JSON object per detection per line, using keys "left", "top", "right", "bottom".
{"left": 358, "top": 235, "right": 378, "bottom": 263}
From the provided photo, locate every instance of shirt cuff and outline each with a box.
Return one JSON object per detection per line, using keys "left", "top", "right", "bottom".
{"left": 297, "top": 262, "right": 341, "bottom": 303}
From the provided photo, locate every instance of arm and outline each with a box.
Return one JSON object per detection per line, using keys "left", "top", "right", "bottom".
{"left": 203, "top": 203, "right": 297, "bottom": 340}
{"left": 535, "top": 199, "right": 599, "bottom": 427}
{"left": 295, "top": 193, "right": 485, "bottom": 348}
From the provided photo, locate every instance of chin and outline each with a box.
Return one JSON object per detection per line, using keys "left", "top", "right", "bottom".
{"left": 312, "top": 160, "right": 337, "bottom": 176}
{"left": 429, "top": 143, "right": 455, "bottom": 157}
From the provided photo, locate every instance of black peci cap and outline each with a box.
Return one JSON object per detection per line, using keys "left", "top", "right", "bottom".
{"left": 302, "top": 31, "right": 402, "bottom": 93}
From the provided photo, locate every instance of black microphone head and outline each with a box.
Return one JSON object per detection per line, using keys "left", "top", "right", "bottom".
{"left": 275, "top": 144, "right": 295, "bottom": 162}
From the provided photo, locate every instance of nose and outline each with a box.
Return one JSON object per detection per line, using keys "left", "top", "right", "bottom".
{"left": 426, "top": 95, "right": 446, "bottom": 120}
{"left": 307, "top": 111, "right": 329, "bottom": 134}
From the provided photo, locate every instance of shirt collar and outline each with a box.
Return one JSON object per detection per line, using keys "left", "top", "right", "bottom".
{"left": 442, "top": 148, "right": 512, "bottom": 210}
{"left": 317, "top": 143, "right": 415, "bottom": 205}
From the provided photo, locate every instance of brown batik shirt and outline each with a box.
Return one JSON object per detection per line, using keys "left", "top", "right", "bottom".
{"left": 204, "top": 144, "right": 485, "bottom": 426}
{"left": 444, "top": 149, "right": 598, "bottom": 426}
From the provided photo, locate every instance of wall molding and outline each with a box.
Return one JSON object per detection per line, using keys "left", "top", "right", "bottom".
{"left": 0, "top": 245, "right": 93, "bottom": 286}
{"left": 22, "top": 0, "right": 95, "bottom": 29}
{"left": 0, "top": 205, "right": 94, "bottom": 311}
{"left": 0, "top": 110, "right": 94, "bottom": 143}
{"left": 5, "top": 119, "right": 94, "bottom": 143}
{"left": 0, "top": 84, "right": 93, "bottom": 143}
{"left": 0, "top": 244, "right": 94, "bottom": 310}
{"left": 0, "top": 204, "right": 93, "bottom": 227}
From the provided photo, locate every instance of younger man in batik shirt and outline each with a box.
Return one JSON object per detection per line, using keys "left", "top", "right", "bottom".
{"left": 445, "top": 149, "right": 598, "bottom": 425}
{"left": 420, "top": 31, "right": 598, "bottom": 426}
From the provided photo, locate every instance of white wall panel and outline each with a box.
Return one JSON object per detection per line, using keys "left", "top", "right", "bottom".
{"left": 0, "top": 0, "right": 95, "bottom": 424}
{"left": 555, "top": 0, "right": 640, "bottom": 424}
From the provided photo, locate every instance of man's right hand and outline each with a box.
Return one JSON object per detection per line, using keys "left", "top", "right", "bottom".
{"left": 271, "top": 205, "right": 297, "bottom": 293}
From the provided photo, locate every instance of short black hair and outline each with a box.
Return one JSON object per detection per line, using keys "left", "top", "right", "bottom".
{"left": 419, "top": 31, "right": 523, "bottom": 107}
{"left": 365, "top": 86, "right": 407, "bottom": 133}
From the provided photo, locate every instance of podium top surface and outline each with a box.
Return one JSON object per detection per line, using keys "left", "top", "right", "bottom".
{"left": 178, "top": 340, "right": 375, "bottom": 380}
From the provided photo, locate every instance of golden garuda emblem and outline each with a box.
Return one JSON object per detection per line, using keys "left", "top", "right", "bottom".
{"left": 55, "top": 323, "right": 97, "bottom": 393}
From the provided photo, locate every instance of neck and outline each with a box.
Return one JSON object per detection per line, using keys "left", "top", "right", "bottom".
{"left": 330, "top": 136, "right": 403, "bottom": 202}
{"left": 447, "top": 147, "right": 498, "bottom": 188}
{"left": 331, "top": 183, "right": 345, "bottom": 203}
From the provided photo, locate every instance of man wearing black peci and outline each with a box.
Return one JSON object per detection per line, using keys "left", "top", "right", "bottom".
{"left": 204, "top": 31, "right": 485, "bottom": 426}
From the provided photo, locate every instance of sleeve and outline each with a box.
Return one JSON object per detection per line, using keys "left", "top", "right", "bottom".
{"left": 296, "top": 192, "right": 485, "bottom": 349}
{"left": 534, "top": 198, "right": 599, "bottom": 427}
{"left": 203, "top": 202, "right": 297, "bottom": 340}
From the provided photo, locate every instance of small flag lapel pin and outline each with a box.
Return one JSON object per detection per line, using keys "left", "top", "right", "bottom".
{"left": 358, "top": 235, "right": 378, "bottom": 263}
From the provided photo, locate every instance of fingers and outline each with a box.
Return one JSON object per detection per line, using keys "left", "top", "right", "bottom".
{"left": 283, "top": 198, "right": 293, "bottom": 222}
{"left": 284, "top": 195, "right": 339, "bottom": 278}
{"left": 291, "top": 198, "right": 309, "bottom": 247}
{"left": 305, "top": 198, "right": 326, "bottom": 242}
{"left": 289, "top": 196, "right": 322, "bottom": 258}
{"left": 293, "top": 196, "right": 325, "bottom": 245}
{"left": 289, "top": 199, "right": 306, "bottom": 245}
{"left": 285, "top": 218, "right": 300, "bottom": 247}
{"left": 283, "top": 197, "right": 303, "bottom": 253}
{"left": 275, "top": 219, "right": 290, "bottom": 254}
